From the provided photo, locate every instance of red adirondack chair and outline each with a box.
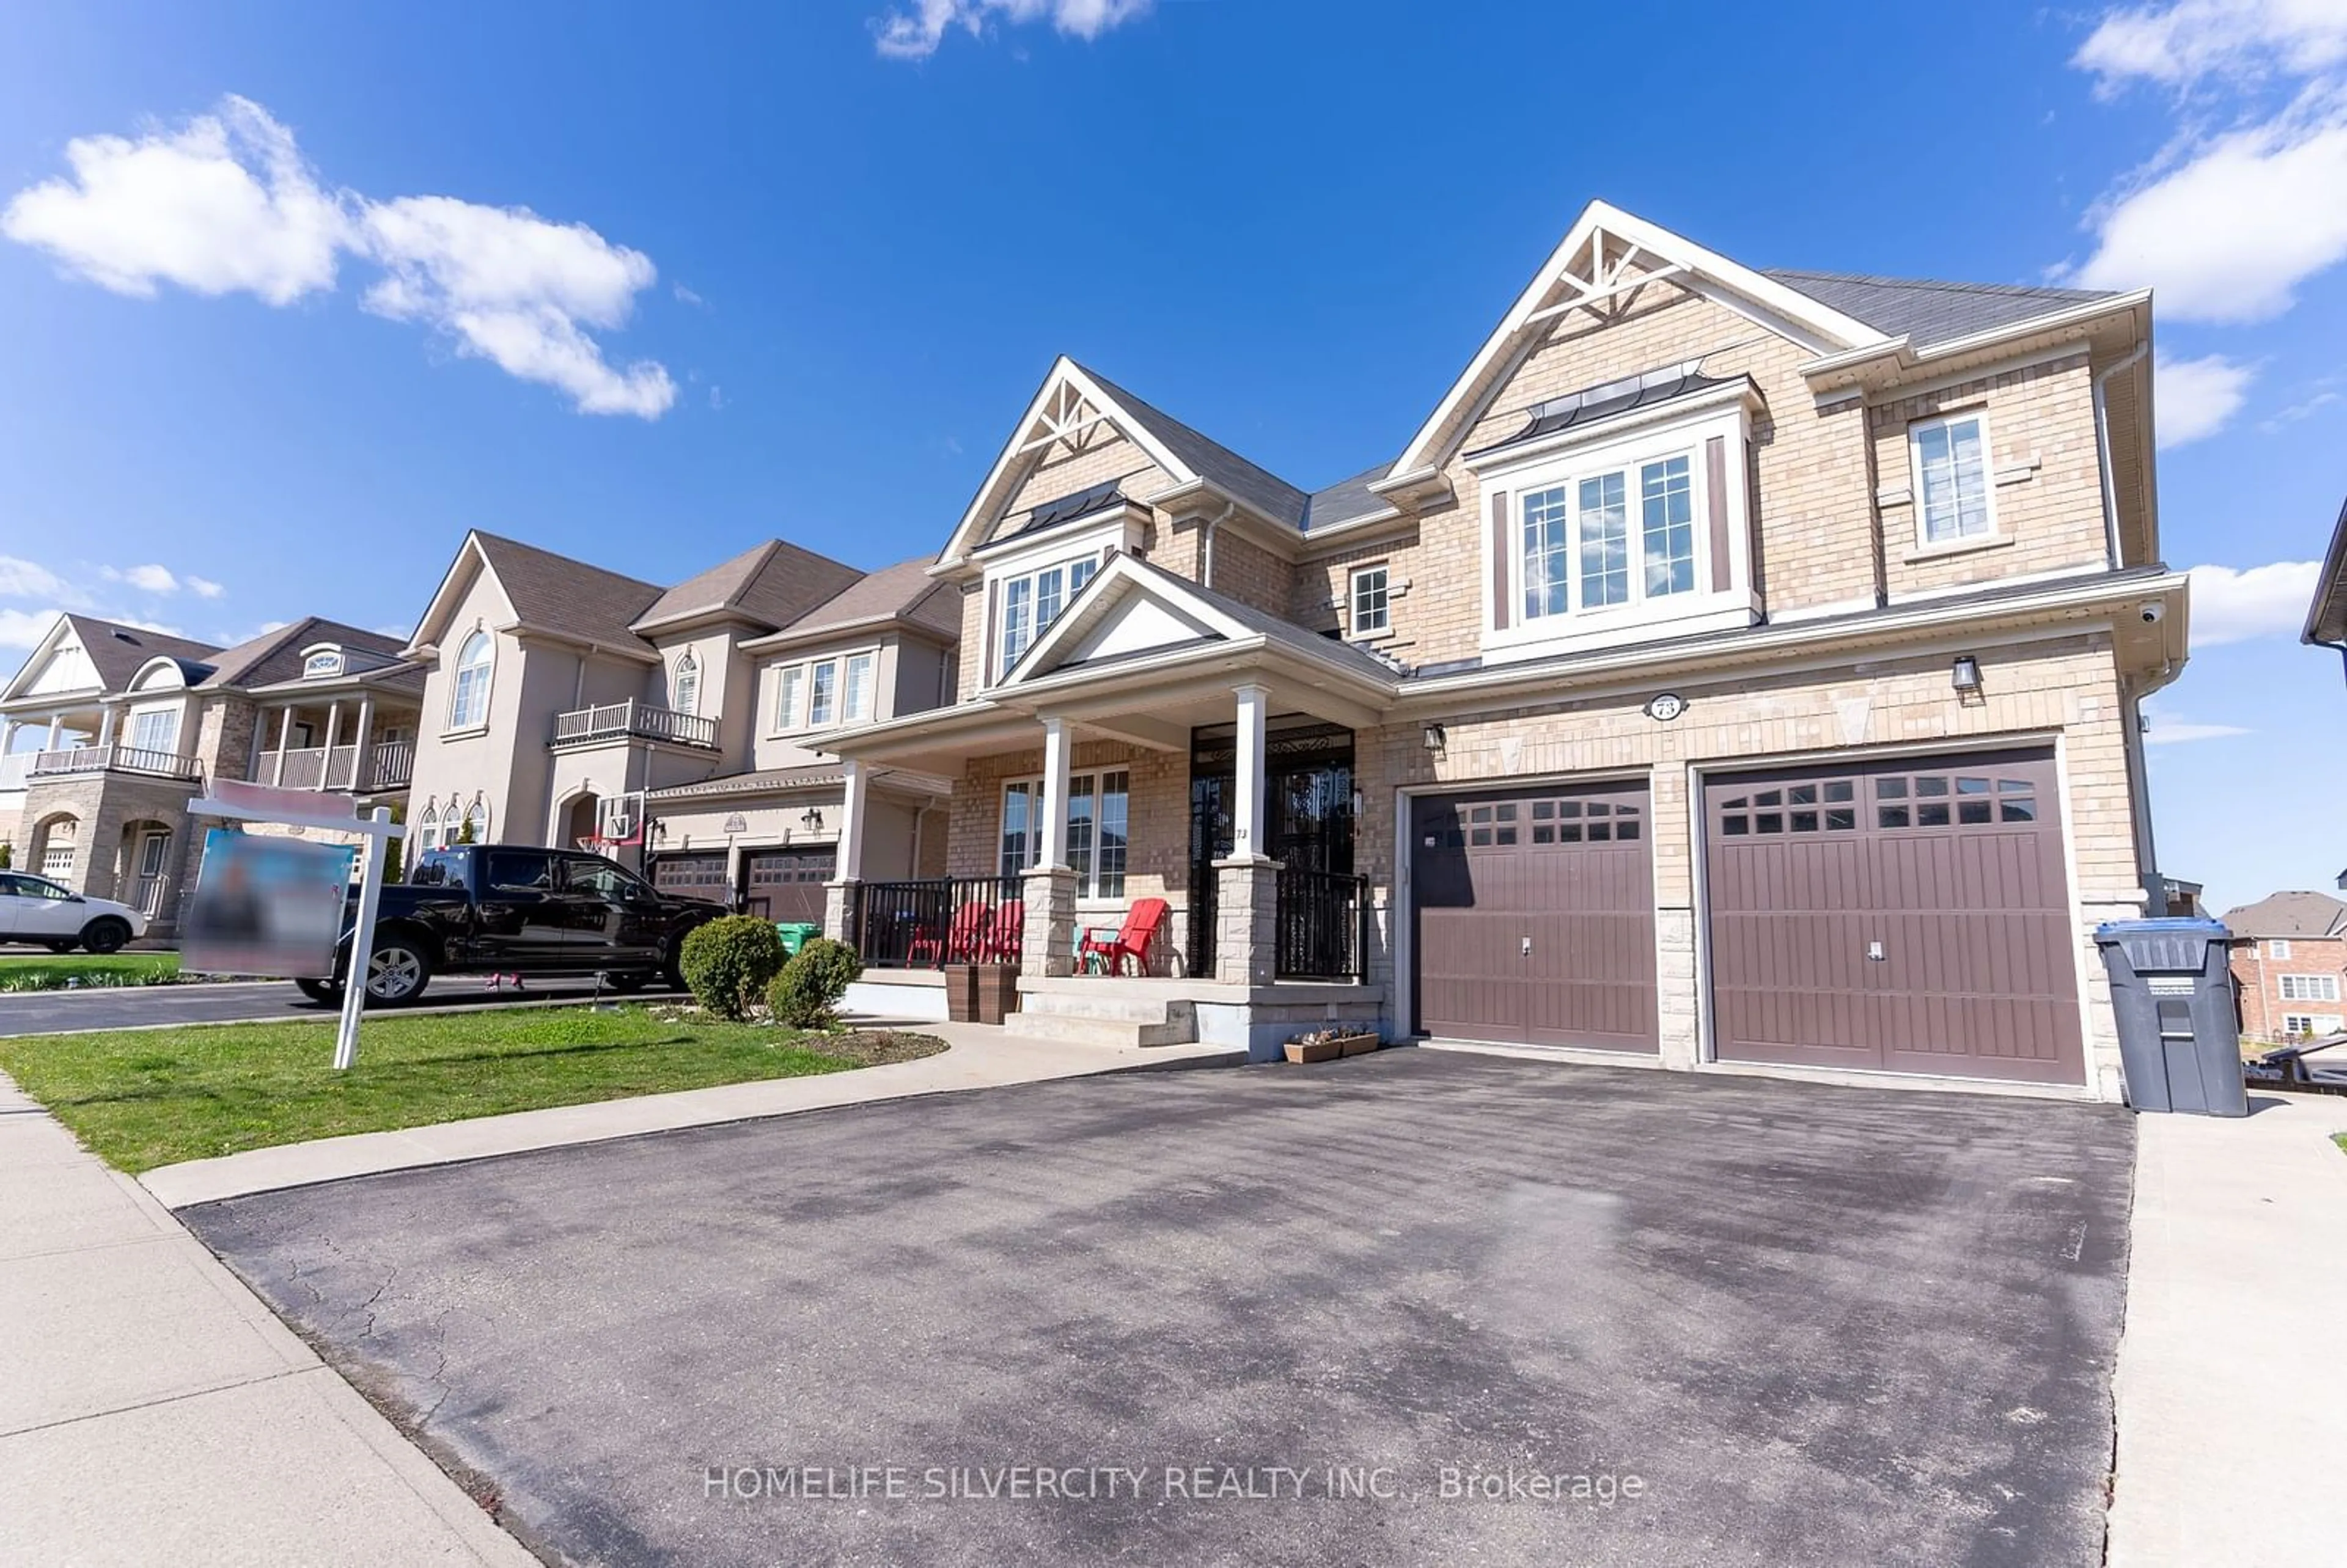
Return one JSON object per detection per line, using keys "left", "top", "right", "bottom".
{"left": 980, "top": 900, "right": 1025, "bottom": 963}
{"left": 1079, "top": 898, "right": 1169, "bottom": 977}
{"left": 911, "top": 900, "right": 990, "bottom": 965}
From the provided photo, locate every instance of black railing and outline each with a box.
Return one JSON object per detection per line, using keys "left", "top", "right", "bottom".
{"left": 849, "top": 877, "right": 1023, "bottom": 970}
{"left": 1274, "top": 868, "right": 1370, "bottom": 982}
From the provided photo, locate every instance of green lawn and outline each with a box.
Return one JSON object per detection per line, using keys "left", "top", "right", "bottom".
{"left": 0, "top": 1004, "right": 946, "bottom": 1173}
{"left": 0, "top": 951, "right": 183, "bottom": 991}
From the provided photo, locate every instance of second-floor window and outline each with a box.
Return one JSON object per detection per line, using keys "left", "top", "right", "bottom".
{"left": 1350, "top": 565, "right": 1390, "bottom": 636}
{"left": 999, "top": 555, "right": 1099, "bottom": 678}
{"left": 449, "top": 631, "right": 493, "bottom": 730}
{"left": 1912, "top": 412, "right": 1993, "bottom": 545}
{"left": 672, "top": 650, "right": 700, "bottom": 716}
{"left": 2279, "top": 973, "right": 2341, "bottom": 1003}
{"left": 2268, "top": 939, "right": 2293, "bottom": 959}
{"left": 127, "top": 707, "right": 177, "bottom": 753}
{"left": 1521, "top": 453, "right": 1698, "bottom": 623}
{"left": 776, "top": 650, "right": 877, "bottom": 732}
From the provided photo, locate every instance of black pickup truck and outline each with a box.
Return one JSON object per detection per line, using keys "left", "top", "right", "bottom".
{"left": 299, "top": 843, "right": 729, "bottom": 1006}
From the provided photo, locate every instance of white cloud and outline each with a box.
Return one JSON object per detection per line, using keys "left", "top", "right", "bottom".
{"left": 186, "top": 575, "right": 224, "bottom": 598}
{"left": 2186, "top": 559, "right": 2321, "bottom": 645}
{"left": 1, "top": 97, "right": 672, "bottom": 418}
{"left": 360, "top": 196, "right": 674, "bottom": 417}
{"left": 2070, "top": 4, "right": 2347, "bottom": 321}
{"left": 673, "top": 282, "right": 703, "bottom": 306}
{"left": 2261, "top": 385, "right": 2343, "bottom": 428}
{"left": 874, "top": 0, "right": 1152, "bottom": 59}
{"left": 2156, "top": 351, "right": 2256, "bottom": 443}
{"left": 2140, "top": 695, "right": 2253, "bottom": 744}
{"left": 0, "top": 95, "right": 347, "bottom": 305}
{"left": 0, "top": 556, "right": 86, "bottom": 605}
{"left": 0, "top": 608, "right": 65, "bottom": 650}
{"left": 102, "top": 562, "right": 180, "bottom": 595}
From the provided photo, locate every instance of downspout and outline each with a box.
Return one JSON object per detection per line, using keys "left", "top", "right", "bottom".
{"left": 2093, "top": 342, "right": 2150, "bottom": 570}
{"left": 1199, "top": 499, "right": 1236, "bottom": 590}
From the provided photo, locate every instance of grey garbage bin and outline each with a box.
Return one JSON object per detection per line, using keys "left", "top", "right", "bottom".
{"left": 2093, "top": 918, "right": 2247, "bottom": 1116}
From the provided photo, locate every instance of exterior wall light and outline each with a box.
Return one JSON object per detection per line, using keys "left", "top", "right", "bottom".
{"left": 1422, "top": 722, "right": 1446, "bottom": 752}
{"left": 1951, "top": 655, "right": 1983, "bottom": 695}
{"left": 801, "top": 807, "right": 826, "bottom": 833}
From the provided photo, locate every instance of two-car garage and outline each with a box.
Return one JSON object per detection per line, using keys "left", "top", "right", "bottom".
{"left": 1408, "top": 746, "right": 2086, "bottom": 1087}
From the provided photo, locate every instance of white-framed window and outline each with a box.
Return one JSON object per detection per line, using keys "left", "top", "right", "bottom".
{"left": 1349, "top": 565, "right": 1390, "bottom": 636}
{"left": 2278, "top": 973, "right": 2341, "bottom": 1003}
{"left": 999, "top": 769, "right": 1129, "bottom": 899}
{"left": 774, "top": 650, "right": 878, "bottom": 732}
{"left": 998, "top": 555, "right": 1099, "bottom": 677}
{"left": 1518, "top": 451, "right": 1700, "bottom": 624}
{"left": 672, "top": 649, "right": 700, "bottom": 715}
{"left": 462, "top": 799, "right": 490, "bottom": 844}
{"left": 416, "top": 805, "right": 439, "bottom": 854}
{"left": 1911, "top": 412, "right": 1994, "bottom": 546}
{"left": 448, "top": 630, "right": 493, "bottom": 730}
{"left": 2281, "top": 1013, "right": 2343, "bottom": 1036}
{"left": 127, "top": 706, "right": 178, "bottom": 754}
{"left": 2266, "top": 939, "right": 2293, "bottom": 959}
{"left": 303, "top": 648, "right": 343, "bottom": 678}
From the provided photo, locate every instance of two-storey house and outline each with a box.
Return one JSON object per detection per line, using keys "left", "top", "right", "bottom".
{"left": 0, "top": 614, "right": 423, "bottom": 933}
{"left": 2224, "top": 891, "right": 2347, "bottom": 1042}
{"left": 399, "top": 532, "right": 958, "bottom": 917}
{"left": 820, "top": 200, "right": 2187, "bottom": 1099}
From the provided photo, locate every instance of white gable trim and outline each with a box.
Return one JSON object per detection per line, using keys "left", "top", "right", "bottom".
{"left": 935, "top": 358, "right": 1204, "bottom": 572}
{"left": 402, "top": 533, "right": 516, "bottom": 659}
{"left": 0, "top": 614, "right": 82, "bottom": 704}
{"left": 994, "top": 554, "right": 1246, "bottom": 690}
{"left": 1387, "top": 200, "right": 1892, "bottom": 482}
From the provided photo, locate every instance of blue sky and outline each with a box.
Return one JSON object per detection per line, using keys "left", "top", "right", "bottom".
{"left": 0, "top": 0, "right": 2340, "bottom": 909}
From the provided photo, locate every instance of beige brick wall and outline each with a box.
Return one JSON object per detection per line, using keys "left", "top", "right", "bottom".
{"left": 990, "top": 430, "right": 1170, "bottom": 544}
{"left": 1874, "top": 351, "right": 2107, "bottom": 598}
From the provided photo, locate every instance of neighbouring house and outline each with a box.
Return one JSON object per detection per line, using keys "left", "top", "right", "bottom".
{"left": 2224, "top": 890, "right": 2347, "bottom": 1042}
{"left": 397, "top": 533, "right": 959, "bottom": 921}
{"left": 0, "top": 614, "right": 423, "bottom": 935}
{"left": 817, "top": 198, "right": 2186, "bottom": 1099}
{"left": 2308, "top": 493, "right": 2346, "bottom": 691}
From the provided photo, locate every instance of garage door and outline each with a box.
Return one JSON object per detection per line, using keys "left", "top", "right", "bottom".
{"left": 1411, "top": 782, "right": 1656, "bottom": 1051}
{"left": 650, "top": 852, "right": 730, "bottom": 905}
{"left": 1703, "top": 748, "right": 2083, "bottom": 1085}
{"left": 744, "top": 848, "right": 834, "bottom": 924}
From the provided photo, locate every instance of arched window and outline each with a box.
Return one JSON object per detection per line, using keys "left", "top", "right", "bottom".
{"left": 416, "top": 805, "right": 439, "bottom": 852}
{"left": 462, "top": 799, "right": 490, "bottom": 844}
{"left": 448, "top": 631, "right": 493, "bottom": 730}
{"left": 673, "top": 649, "right": 700, "bottom": 715}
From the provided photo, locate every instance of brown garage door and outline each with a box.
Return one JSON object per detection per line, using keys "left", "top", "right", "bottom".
{"left": 1411, "top": 782, "right": 1656, "bottom": 1051}
{"left": 1703, "top": 748, "right": 2083, "bottom": 1085}
{"left": 744, "top": 848, "right": 835, "bottom": 924}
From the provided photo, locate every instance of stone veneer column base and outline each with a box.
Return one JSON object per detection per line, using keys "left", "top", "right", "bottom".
{"left": 822, "top": 879, "right": 857, "bottom": 944}
{"left": 1023, "top": 866, "right": 1079, "bottom": 977}
{"left": 1212, "top": 857, "right": 1280, "bottom": 989}
{"left": 1655, "top": 905, "right": 1699, "bottom": 1070}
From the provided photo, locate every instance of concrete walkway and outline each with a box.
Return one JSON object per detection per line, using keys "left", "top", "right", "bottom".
{"left": 0, "top": 1071, "right": 535, "bottom": 1567}
{"left": 141, "top": 1020, "right": 1241, "bottom": 1209}
{"left": 2108, "top": 1092, "right": 2347, "bottom": 1567}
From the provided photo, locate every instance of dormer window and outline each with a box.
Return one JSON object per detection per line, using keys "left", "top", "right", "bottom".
{"left": 302, "top": 647, "right": 344, "bottom": 679}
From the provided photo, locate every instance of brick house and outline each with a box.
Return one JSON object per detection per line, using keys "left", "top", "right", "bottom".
{"left": 0, "top": 615, "right": 424, "bottom": 935}
{"left": 819, "top": 200, "right": 2186, "bottom": 1100}
{"left": 2224, "top": 891, "right": 2347, "bottom": 1042}
{"left": 397, "top": 532, "right": 960, "bottom": 920}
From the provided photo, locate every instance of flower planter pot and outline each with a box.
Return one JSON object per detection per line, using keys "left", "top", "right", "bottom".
{"left": 942, "top": 963, "right": 981, "bottom": 1024}
{"left": 1284, "top": 1037, "right": 1343, "bottom": 1064}
{"left": 973, "top": 963, "right": 1021, "bottom": 1025}
{"left": 1336, "top": 1031, "right": 1379, "bottom": 1057}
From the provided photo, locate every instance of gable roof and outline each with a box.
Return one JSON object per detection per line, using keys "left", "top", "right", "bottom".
{"left": 1072, "top": 362, "right": 1309, "bottom": 529}
{"left": 1766, "top": 271, "right": 2122, "bottom": 353}
{"left": 471, "top": 531, "right": 665, "bottom": 651}
{"left": 2309, "top": 492, "right": 2347, "bottom": 647}
{"left": 59, "top": 615, "right": 222, "bottom": 694}
{"left": 744, "top": 557, "right": 964, "bottom": 650}
{"left": 2222, "top": 890, "right": 2347, "bottom": 940}
{"left": 631, "top": 539, "right": 865, "bottom": 635}
{"left": 201, "top": 617, "right": 421, "bottom": 693}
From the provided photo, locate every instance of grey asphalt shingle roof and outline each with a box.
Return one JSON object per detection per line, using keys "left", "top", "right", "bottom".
{"left": 633, "top": 539, "right": 865, "bottom": 634}
{"left": 201, "top": 617, "right": 419, "bottom": 693}
{"left": 1075, "top": 362, "right": 1310, "bottom": 529}
{"left": 60, "top": 615, "right": 222, "bottom": 694}
{"left": 758, "top": 557, "right": 963, "bottom": 644}
{"left": 1767, "top": 269, "right": 2121, "bottom": 351}
{"left": 1467, "top": 366, "right": 1747, "bottom": 460}
{"left": 1300, "top": 463, "right": 1394, "bottom": 533}
{"left": 2220, "top": 891, "right": 2347, "bottom": 940}
{"left": 472, "top": 531, "right": 666, "bottom": 651}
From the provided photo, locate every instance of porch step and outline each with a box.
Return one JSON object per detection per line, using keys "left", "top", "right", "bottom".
{"left": 1013, "top": 988, "right": 1198, "bottom": 1049}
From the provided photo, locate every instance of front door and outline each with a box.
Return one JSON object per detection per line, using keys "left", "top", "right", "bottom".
{"left": 1186, "top": 720, "right": 1355, "bottom": 978}
{"left": 134, "top": 830, "right": 172, "bottom": 917}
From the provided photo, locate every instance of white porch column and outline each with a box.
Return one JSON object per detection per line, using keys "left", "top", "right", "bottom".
{"left": 1037, "top": 714, "right": 1072, "bottom": 869}
{"left": 45, "top": 714, "right": 63, "bottom": 751}
{"left": 836, "top": 757, "right": 869, "bottom": 882}
{"left": 353, "top": 695, "right": 375, "bottom": 789}
{"left": 318, "top": 701, "right": 342, "bottom": 790}
{"left": 95, "top": 705, "right": 117, "bottom": 750}
{"left": 1231, "top": 682, "right": 1270, "bottom": 863}
{"left": 270, "top": 705, "right": 293, "bottom": 786}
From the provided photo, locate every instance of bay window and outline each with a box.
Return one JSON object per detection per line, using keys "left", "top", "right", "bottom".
{"left": 775, "top": 650, "right": 879, "bottom": 732}
{"left": 997, "top": 555, "right": 1099, "bottom": 678}
{"left": 999, "top": 769, "right": 1129, "bottom": 898}
{"left": 1521, "top": 452, "right": 1701, "bottom": 625}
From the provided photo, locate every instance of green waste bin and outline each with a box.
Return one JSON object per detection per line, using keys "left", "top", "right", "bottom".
{"left": 776, "top": 922, "right": 821, "bottom": 958}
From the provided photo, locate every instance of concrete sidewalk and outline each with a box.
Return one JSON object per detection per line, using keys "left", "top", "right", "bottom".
{"left": 2108, "top": 1092, "right": 2347, "bottom": 1567}
{"left": 0, "top": 1071, "right": 534, "bottom": 1567}
{"left": 140, "top": 1020, "right": 1241, "bottom": 1209}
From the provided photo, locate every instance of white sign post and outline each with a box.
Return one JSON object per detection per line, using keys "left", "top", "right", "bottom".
{"left": 185, "top": 780, "right": 406, "bottom": 1071}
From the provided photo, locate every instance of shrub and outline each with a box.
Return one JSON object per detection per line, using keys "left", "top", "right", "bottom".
{"left": 767, "top": 937, "right": 864, "bottom": 1028}
{"left": 679, "top": 916, "right": 787, "bottom": 1021}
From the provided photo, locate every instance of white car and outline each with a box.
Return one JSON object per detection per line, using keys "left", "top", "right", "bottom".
{"left": 0, "top": 872, "right": 149, "bottom": 953}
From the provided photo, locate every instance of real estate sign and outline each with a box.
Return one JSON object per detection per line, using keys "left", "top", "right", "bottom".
{"left": 182, "top": 829, "right": 354, "bottom": 980}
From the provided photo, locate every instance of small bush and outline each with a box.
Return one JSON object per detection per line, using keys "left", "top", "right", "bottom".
{"left": 679, "top": 917, "right": 787, "bottom": 1021}
{"left": 767, "top": 937, "right": 864, "bottom": 1028}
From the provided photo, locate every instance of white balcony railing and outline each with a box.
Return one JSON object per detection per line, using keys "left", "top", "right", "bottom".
{"left": 551, "top": 700, "right": 719, "bottom": 750}
{"left": 26, "top": 745, "right": 202, "bottom": 782}
{"left": 262, "top": 741, "right": 416, "bottom": 792}
{"left": 0, "top": 752, "right": 28, "bottom": 791}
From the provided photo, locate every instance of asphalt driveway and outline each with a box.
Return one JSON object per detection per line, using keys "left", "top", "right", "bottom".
{"left": 186, "top": 1052, "right": 2134, "bottom": 1567}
